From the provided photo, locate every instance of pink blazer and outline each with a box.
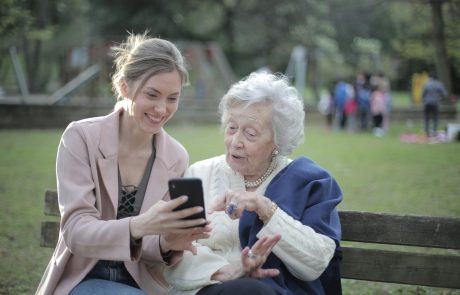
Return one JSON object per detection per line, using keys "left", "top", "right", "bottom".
{"left": 36, "top": 108, "right": 189, "bottom": 295}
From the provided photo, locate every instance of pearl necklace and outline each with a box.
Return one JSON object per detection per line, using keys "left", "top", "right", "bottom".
{"left": 244, "top": 157, "right": 278, "bottom": 188}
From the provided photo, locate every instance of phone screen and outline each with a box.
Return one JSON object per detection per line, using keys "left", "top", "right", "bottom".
{"left": 168, "top": 178, "right": 206, "bottom": 223}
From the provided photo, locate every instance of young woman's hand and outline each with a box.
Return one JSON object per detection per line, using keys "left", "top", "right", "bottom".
{"left": 130, "top": 196, "right": 209, "bottom": 239}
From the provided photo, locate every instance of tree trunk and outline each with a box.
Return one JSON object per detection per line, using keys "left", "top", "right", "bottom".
{"left": 23, "top": 0, "right": 49, "bottom": 93}
{"left": 429, "top": 0, "right": 452, "bottom": 102}
{"left": 220, "top": 0, "right": 238, "bottom": 65}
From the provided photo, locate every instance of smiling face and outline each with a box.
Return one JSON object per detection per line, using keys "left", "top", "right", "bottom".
{"left": 224, "top": 102, "right": 277, "bottom": 181}
{"left": 122, "top": 70, "right": 182, "bottom": 134}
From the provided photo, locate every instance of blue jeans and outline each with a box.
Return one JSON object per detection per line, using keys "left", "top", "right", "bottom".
{"left": 70, "top": 260, "right": 146, "bottom": 295}
{"left": 70, "top": 279, "right": 147, "bottom": 295}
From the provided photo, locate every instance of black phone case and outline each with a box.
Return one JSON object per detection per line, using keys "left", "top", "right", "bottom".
{"left": 168, "top": 178, "right": 206, "bottom": 222}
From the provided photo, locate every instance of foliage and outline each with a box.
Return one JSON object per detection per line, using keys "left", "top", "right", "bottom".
{"left": 0, "top": 0, "right": 92, "bottom": 93}
{"left": 0, "top": 0, "right": 459, "bottom": 95}
{"left": 0, "top": 0, "right": 33, "bottom": 38}
{"left": 329, "top": 0, "right": 459, "bottom": 92}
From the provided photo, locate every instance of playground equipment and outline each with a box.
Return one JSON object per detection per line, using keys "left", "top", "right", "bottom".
{"left": 9, "top": 46, "right": 29, "bottom": 103}
{"left": 48, "top": 64, "right": 101, "bottom": 105}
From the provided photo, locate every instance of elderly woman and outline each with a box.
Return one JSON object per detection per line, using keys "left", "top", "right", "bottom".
{"left": 164, "top": 72, "right": 343, "bottom": 295}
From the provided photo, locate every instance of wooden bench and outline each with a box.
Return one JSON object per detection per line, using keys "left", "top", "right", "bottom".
{"left": 41, "top": 189, "right": 460, "bottom": 289}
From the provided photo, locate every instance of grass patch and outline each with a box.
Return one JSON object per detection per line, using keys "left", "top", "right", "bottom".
{"left": 168, "top": 123, "right": 460, "bottom": 217}
{"left": 0, "top": 130, "right": 59, "bottom": 295}
{"left": 0, "top": 123, "right": 459, "bottom": 294}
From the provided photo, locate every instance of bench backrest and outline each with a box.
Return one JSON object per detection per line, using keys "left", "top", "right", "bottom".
{"left": 41, "top": 189, "right": 60, "bottom": 248}
{"left": 41, "top": 189, "right": 460, "bottom": 289}
{"left": 339, "top": 211, "right": 460, "bottom": 289}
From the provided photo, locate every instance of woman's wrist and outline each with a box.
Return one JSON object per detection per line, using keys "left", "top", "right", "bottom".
{"left": 257, "top": 198, "right": 278, "bottom": 224}
{"left": 129, "top": 215, "right": 144, "bottom": 240}
{"left": 159, "top": 234, "right": 171, "bottom": 254}
{"left": 159, "top": 235, "right": 173, "bottom": 262}
{"left": 211, "top": 264, "right": 244, "bottom": 281}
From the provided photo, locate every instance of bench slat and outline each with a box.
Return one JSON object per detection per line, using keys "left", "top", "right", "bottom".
{"left": 44, "top": 189, "right": 60, "bottom": 216}
{"left": 340, "top": 211, "right": 460, "bottom": 249}
{"left": 341, "top": 247, "right": 460, "bottom": 289}
{"left": 40, "top": 221, "right": 59, "bottom": 248}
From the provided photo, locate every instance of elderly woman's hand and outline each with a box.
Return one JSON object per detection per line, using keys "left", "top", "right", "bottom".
{"left": 241, "top": 234, "right": 281, "bottom": 278}
{"left": 209, "top": 190, "right": 274, "bottom": 221}
{"left": 211, "top": 234, "right": 281, "bottom": 282}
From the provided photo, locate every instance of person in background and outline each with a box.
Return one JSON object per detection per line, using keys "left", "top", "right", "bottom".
{"left": 334, "top": 78, "right": 349, "bottom": 130}
{"left": 370, "top": 83, "right": 387, "bottom": 137}
{"left": 422, "top": 71, "right": 448, "bottom": 136}
{"left": 343, "top": 84, "right": 357, "bottom": 132}
{"left": 318, "top": 85, "right": 335, "bottom": 130}
{"left": 355, "top": 72, "right": 371, "bottom": 131}
{"left": 36, "top": 33, "right": 210, "bottom": 295}
{"left": 371, "top": 72, "right": 392, "bottom": 132}
{"left": 164, "top": 72, "right": 343, "bottom": 295}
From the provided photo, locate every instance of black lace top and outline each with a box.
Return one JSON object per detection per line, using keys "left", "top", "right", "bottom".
{"left": 117, "top": 138, "right": 156, "bottom": 219}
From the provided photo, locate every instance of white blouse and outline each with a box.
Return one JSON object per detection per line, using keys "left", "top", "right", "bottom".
{"left": 163, "top": 155, "right": 336, "bottom": 295}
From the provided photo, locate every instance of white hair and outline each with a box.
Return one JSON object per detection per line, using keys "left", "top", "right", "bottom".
{"left": 219, "top": 72, "right": 305, "bottom": 156}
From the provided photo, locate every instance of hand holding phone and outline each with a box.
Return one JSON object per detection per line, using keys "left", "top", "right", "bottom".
{"left": 168, "top": 178, "right": 206, "bottom": 224}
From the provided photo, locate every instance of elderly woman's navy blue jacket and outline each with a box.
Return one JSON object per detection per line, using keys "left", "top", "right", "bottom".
{"left": 239, "top": 156, "right": 343, "bottom": 295}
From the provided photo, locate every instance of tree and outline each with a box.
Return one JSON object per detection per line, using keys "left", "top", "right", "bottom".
{"left": 428, "top": 0, "right": 452, "bottom": 96}
{"left": 3, "top": 0, "right": 458, "bottom": 99}
{"left": 0, "top": 0, "right": 89, "bottom": 93}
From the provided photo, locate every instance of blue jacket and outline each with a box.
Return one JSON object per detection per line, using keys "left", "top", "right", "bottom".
{"left": 239, "top": 156, "right": 343, "bottom": 295}
{"left": 422, "top": 78, "right": 447, "bottom": 106}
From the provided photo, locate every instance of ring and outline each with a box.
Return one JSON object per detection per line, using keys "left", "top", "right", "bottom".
{"left": 247, "top": 249, "right": 257, "bottom": 259}
{"left": 225, "top": 201, "right": 238, "bottom": 216}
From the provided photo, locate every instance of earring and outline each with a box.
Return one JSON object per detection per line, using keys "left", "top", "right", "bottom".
{"left": 272, "top": 149, "right": 279, "bottom": 157}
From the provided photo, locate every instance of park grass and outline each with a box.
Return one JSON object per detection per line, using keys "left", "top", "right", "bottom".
{"left": 0, "top": 123, "right": 459, "bottom": 295}
{"left": 170, "top": 122, "right": 460, "bottom": 217}
{"left": 0, "top": 130, "right": 59, "bottom": 295}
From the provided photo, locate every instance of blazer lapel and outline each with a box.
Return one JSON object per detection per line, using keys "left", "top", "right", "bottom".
{"left": 97, "top": 110, "right": 121, "bottom": 216}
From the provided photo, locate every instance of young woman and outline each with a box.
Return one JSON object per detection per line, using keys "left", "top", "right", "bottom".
{"left": 36, "top": 33, "right": 210, "bottom": 295}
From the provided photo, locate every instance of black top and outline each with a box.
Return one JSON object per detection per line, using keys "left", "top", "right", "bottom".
{"left": 117, "top": 137, "right": 156, "bottom": 219}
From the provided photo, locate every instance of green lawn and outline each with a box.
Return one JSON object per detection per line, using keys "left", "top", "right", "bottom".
{"left": 169, "top": 123, "right": 460, "bottom": 217}
{"left": 0, "top": 123, "right": 459, "bottom": 294}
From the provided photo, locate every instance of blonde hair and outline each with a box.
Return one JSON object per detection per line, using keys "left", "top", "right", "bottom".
{"left": 111, "top": 32, "right": 189, "bottom": 102}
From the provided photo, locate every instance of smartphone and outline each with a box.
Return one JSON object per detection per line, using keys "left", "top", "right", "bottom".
{"left": 168, "top": 177, "right": 206, "bottom": 225}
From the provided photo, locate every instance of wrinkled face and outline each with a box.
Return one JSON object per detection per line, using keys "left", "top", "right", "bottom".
{"left": 224, "top": 103, "right": 277, "bottom": 181}
{"left": 123, "top": 71, "right": 182, "bottom": 134}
